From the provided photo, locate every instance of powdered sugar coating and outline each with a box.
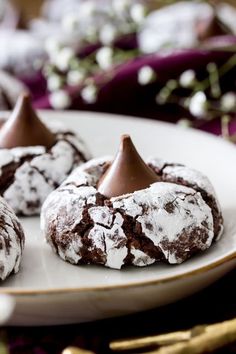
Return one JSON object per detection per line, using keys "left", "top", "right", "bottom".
{"left": 42, "top": 156, "right": 223, "bottom": 269}
{"left": 148, "top": 157, "right": 223, "bottom": 238}
{"left": 0, "top": 150, "right": 14, "bottom": 170}
{"left": 131, "top": 248, "right": 155, "bottom": 267}
{"left": 4, "top": 162, "right": 53, "bottom": 216}
{"left": 0, "top": 119, "right": 91, "bottom": 215}
{"left": 148, "top": 157, "right": 216, "bottom": 197}
{"left": 88, "top": 209, "right": 127, "bottom": 269}
{"left": 63, "top": 156, "right": 112, "bottom": 187}
{"left": 0, "top": 197, "right": 24, "bottom": 281}
{"left": 113, "top": 183, "right": 213, "bottom": 263}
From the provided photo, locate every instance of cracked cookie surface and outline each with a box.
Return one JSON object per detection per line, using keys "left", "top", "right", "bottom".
{"left": 41, "top": 157, "right": 223, "bottom": 269}
{"left": 0, "top": 197, "right": 25, "bottom": 281}
{"left": 0, "top": 120, "right": 91, "bottom": 215}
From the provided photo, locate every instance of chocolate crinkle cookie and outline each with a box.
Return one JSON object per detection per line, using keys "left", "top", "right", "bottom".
{"left": 0, "top": 94, "right": 91, "bottom": 215}
{"left": 41, "top": 136, "right": 223, "bottom": 270}
{"left": 0, "top": 30, "right": 46, "bottom": 76}
{"left": 0, "top": 197, "right": 25, "bottom": 281}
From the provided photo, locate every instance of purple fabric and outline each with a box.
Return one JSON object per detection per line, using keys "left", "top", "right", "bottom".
{"left": 23, "top": 45, "right": 236, "bottom": 139}
{"left": 20, "top": 72, "right": 48, "bottom": 103}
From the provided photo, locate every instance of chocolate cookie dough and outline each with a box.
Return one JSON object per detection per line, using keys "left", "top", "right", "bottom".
{"left": 0, "top": 93, "right": 91, "bottom": 215}
{"left": 0, "top": 197, "right": 25, "bottom": 281}
{"left": 41, "top": 135, "right": 223, "bottom": 269}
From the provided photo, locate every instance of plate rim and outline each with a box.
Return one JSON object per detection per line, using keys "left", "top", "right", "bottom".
{"left": 1, "top": 251, "right": 235, "bottom": 296}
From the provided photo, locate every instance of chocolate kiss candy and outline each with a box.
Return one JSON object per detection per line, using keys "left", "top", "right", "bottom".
{"left": 196, "top": 15, "right": 231, "bottom": 41}
{"left": 97, "top": 134, "right": 159, "bottom": 198}
{"left": 0, "top": 93, "right": 56, "bottom": 149}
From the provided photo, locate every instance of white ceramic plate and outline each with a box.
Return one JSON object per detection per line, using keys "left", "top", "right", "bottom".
{"left": 1, "top": 111, "right": 236, "bottom": 326}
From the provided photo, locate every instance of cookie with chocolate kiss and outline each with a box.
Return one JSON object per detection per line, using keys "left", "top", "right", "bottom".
{"left": 0, "top": 93, "right": 91, "bottom": 215}
{"left": 97, "top": 134, "right": 159, "bottom": 198}
{"left": 41, "top": 135, "right": 223, "bottom": 269}
{"left": 0, "top": 196, "right": 25, "bottom": 281}
{"left": 0, "top": 93, "right": 56, "bottom": 149}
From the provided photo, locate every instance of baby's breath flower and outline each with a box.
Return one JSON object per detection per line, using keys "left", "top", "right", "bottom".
{"left": 62, "top": 14, "right": 80, "bottom": 33}
{"left": 49, "top": 90, "right": 71, "bottom": 109}
{"left": 177, "top": 118, "right": 192, "bottom": 127}
{"left": 130, "top": 3, "right": 146, "bottom": 24}
{"left": 81, "top": 84, "right": 97, "bottom": 104}
{"left": 221, "top": 115, "right": 231, "bottom": 139}
{"left": 189, "top": 91, "right": 207, "bottom": 118}
{"left": 156, "top": 88, "right": 170, "bottom": 105}
{"left": 70, "top": 57, "right": 81, "bottom": 70}
{"left": 96, "top": 47, "right": 113, "bottom": 70}
{"left": 207, "top": 62, "right": 221, "bottom": 98}
{"left": 85, "top": 25, "right": 97, "bottom": 42}
{"left": 67, "top": 70, "right": 85, "bottom": 86}
{"left": 99, "top": 23, "right": 117, "bottom": 45}
{"left": 113, "top": 0, "right": 129, "bottom": 14}
{"left": 80, "top": 1, "right": 96, "bottom": 17}
{"left": 179, "top": 69, "right": 196, "bottom": 88}
{"left": 33, "top": 58, "right": 44, "bottom": 71}
{"left": 45, "top": 37, "right": 61, "bottom": 56}
{"left": 47, "top": 75, "right": 63, "bottom": 91}
{"left": 54, "top": 47, "right": 75, "bottom": 72}
{"left": 166, "top": 79, "right": 177, "bottom": 90}
{"left": 221, "top": 92, "right": 236, "bottom": 112}
{"left": 138, "top": 65, "right": 155, "bottom": 85}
